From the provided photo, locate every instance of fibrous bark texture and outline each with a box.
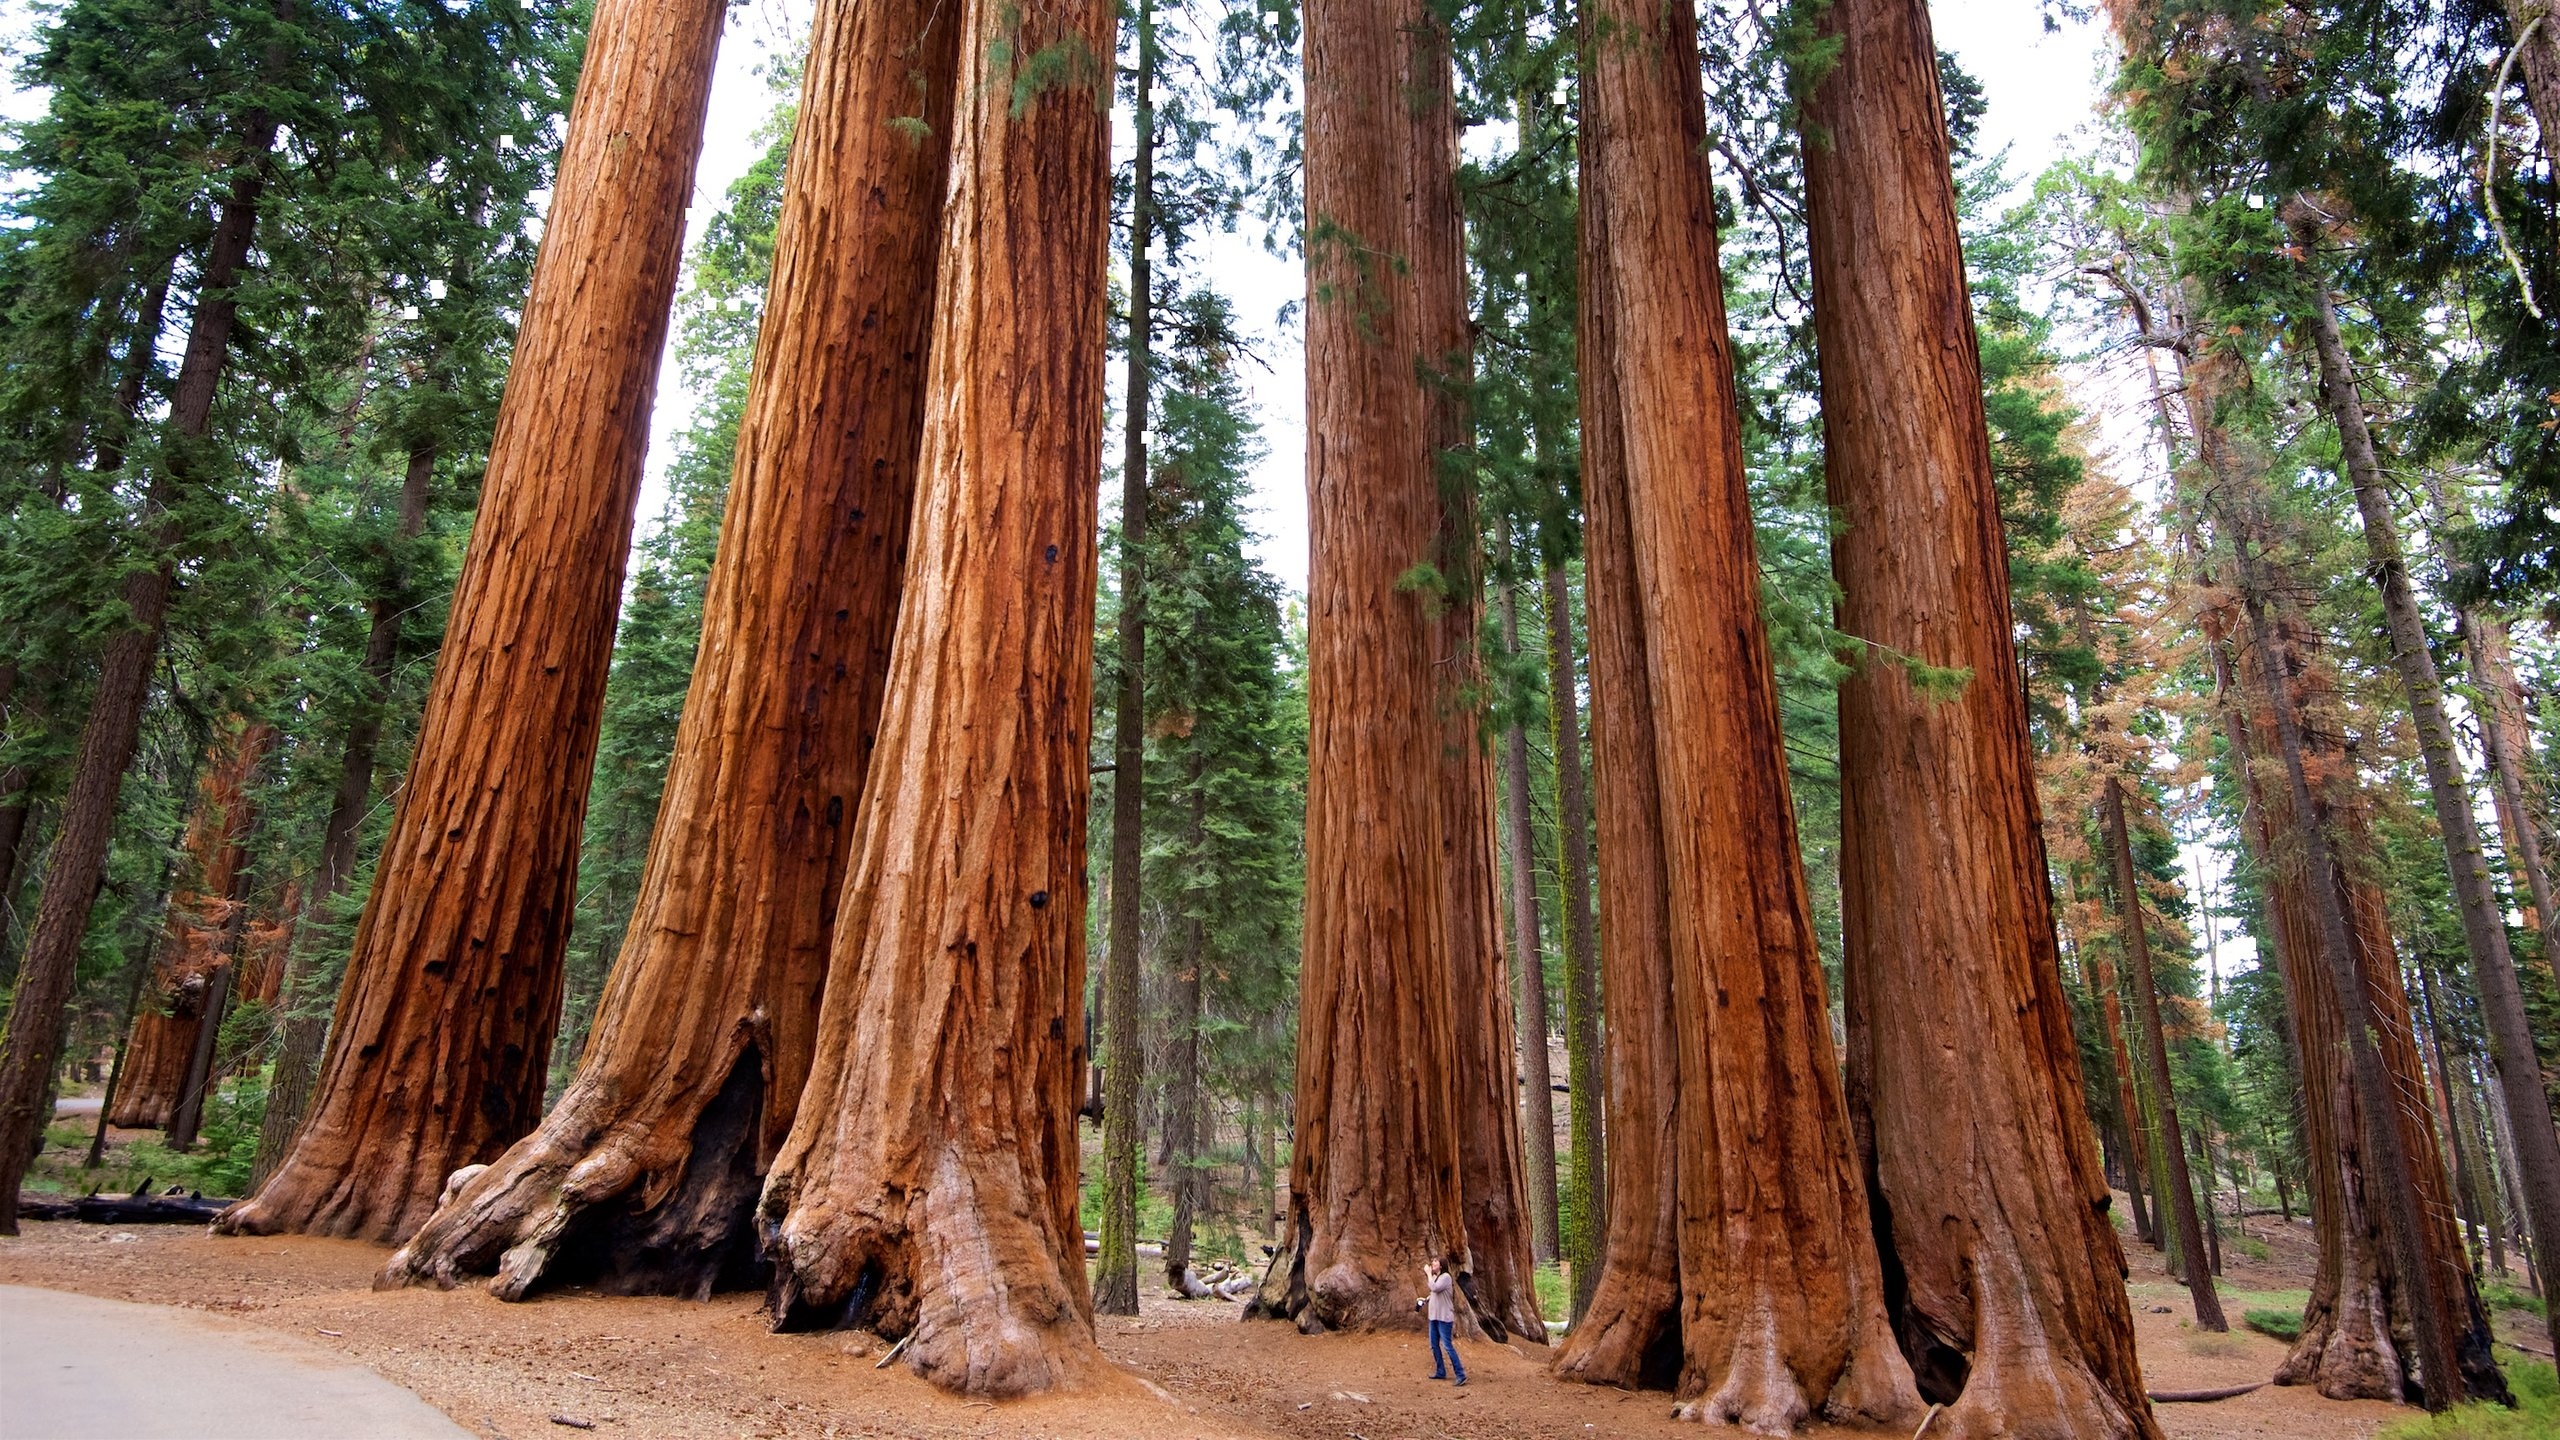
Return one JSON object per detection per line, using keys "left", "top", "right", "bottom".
{"left": 221, "top": 0, "right": 727, "bottom": 1245}
{"left": 2217, "top": 601, "right": 2500, "bottom": 1403}
{"left": 1555, "top": 3, "right": 1921, "bottom": 1427}
{"left": 110, "top": 723, "right": 269, "bottom": 1131}
{"left": 1411, "top": 2, "right": 1541, "bottom": 1347}
{"left": 754, "top": 0, "right": 1114, "bottom": 1398}
{"left": 1251, "top": 0, "right": 1473, "bottom": 1336}
{"left": 1550, "top": 128, "right": 1682, "bottom": 1392}
{"left": 383, "top": 0, "right": 950, "bottom": 1298}
{"left": 1801, "top": 1, "right": 2156, "bottom": 1432}
{"left": 2290, "top": 223, "right": 2560, "bottom": 1369}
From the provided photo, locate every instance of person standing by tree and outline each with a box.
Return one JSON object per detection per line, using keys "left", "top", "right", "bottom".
{"left": 1424, "top": 1257, "right": 1466, "bottom": 1385}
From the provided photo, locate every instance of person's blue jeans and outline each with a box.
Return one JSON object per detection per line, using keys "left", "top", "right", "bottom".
{"left": 1428, "top": 1318, "right": 1465, "bottom": 1382}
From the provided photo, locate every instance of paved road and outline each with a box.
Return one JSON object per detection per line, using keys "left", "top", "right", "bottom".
{"left": 0, "top": 1286, "right": 470, "bottom": 1439}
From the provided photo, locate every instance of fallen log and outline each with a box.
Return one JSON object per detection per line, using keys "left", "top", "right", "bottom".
{"left": 2145, "top": 1382, "right": 2265, "bottom": 1404}
{"left": 14, "top": 1188, "right": 232, "bottom": 1225}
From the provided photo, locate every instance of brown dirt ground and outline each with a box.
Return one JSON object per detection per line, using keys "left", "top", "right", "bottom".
{"left": 0, "top": 1202, "right": 2466, "bottom": 1440}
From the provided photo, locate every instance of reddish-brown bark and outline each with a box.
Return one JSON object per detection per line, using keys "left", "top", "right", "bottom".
{"left": 1553, "top": 1, "right": 1920, "bottom": 1424}
{"left": 2216, "top": 606, "right": 2501, "bottom": 1402}
{"left": 1801, "top": 1, "right": 2155, "bottom": 1432}
{"left": 1251, "top": 0, "right": 1472, "bottom": 1337}
{"left": 1410, "top": 0, "right": 1542, "bottom": 1346}
{"left": 221, "top": 0, "right": 728, "bottom": 1244}
{"left": 109, "top": 723, "right": 273, "bottom": 1132}
{"left": 383, "top": 0, "right": 952, "bottom": 1299}
{"left": 753, "top": 0, "right": 1115, "bottom": 1397}
{"left": 1549, "top": 118, "right": 1682, "bottom": 1391}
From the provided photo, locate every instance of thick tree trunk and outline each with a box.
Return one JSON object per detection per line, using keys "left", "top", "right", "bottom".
{"left": 1565, "top": 0, "right": 1920, "bottom": 1423}
{"left": 0, "top": 131, "right": 271, "bottom": 1236}
{"left": 2103, "top": 778, "right": 2226, "bottom": 1330}
{"left": 2230, "top": 546, "right": 2502, "bottom": 1409}
{"left": 1410, "top": 7, "right": 1543, "bottom": 1346}
{"left": 1542, "top": 565, "right": 1605, "bottom": 1321}
{"left": 2290, "top": 226, "right": 2560, "bottom": 1367}
{"left": 1096, "top": 0, "right": 1156, "bottom": 1320}
{"left": 222, "top": 0, "right": 727, "bottom": 1245}
{"left": 1549, "top": 141, "right": 1681, "bottom": 1387}
{"left": 1251, "top": 0, "right": 1474, "bottom": 1339}
{"left": 1801, "top": 2, "right": 2154, "bottom": 1430}
{"left": 254, "top": 437, "right": 438, "bottom": 1186}
{"left": 754, "top": 0, "right": 1114, "bottom": 1397}
{"left": 1497, "top": 567, "right": 1561, "bottom": 1268}
{"left": 383, "top": 0, "right": 952, "bottom": 1293}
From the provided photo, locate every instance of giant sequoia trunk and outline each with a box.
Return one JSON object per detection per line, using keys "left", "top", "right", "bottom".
{"left": 1551, "top": 1, "right": 1919, "bottom": 1424}
{"left": 1250, "top": 0, "right": 1473, "bottom": 1336}
{"left": 2214, "top": 591, "right": 2502, "bottom": 1404}
{"left": 753, "top": 0, "right": 1114, "bottom": 1397}
{"left": 2505, "top": 0, "right": 2560, "bottom": 164}
{"left": 109, "top": 724, "right": 272, "bottom": 1132}
{"left": 221, "top": 0, "right": 727, "bottom": 1244}
{"left": 384, "top": 0, "right": 953, "bottom": 1295}
{"left": 0, "top": 128, "right": 273, "bottom": 1235}
{"left": 1410, "top": 3, "right": 1542, "bottom": 1347}
{"left": 1800, "top": 1, "right": 2154, "bottom": 1431}
{"left": 1549, "top": 116, "right": 1684, "bottom": 1391}
{"left": 2289, "top": 226, "right": 2560, "bottom": 1366}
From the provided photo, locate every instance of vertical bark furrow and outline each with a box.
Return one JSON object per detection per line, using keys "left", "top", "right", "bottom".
{"left": 757, "top": 0, "right": 1115, "bottom": 1397}
{"left": 1802, "top": 1, "right": 2154, "bottom": 1432}
{"left": 383, "top": 0, "right": 956, "bottom": 1298}
{"left": 224, "top": 0, "right": 730, "bottom": 1244}
{"left": 1251, "top": 0, "right": 1472, "bottom": 1338}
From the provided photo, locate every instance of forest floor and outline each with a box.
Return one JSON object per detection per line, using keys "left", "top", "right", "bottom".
{"left": 5, "top": 1194, "right": 2528, "bottom": 1440}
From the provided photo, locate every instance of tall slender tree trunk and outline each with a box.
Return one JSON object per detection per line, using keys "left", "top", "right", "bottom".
{"left": 754, "top": 0, "right": 1115, "bottom": 1396}
{"left": 1497, "top": 547, "right": 1561, "bottom": 1268}
{"left": 2088, "top": 926, "right": 2159, "bottom": 1248}
{"left": 2421, "top": 473, "right": 2556, "bottom": 942}
{"left": 2103, "top": 778, "right": 2226, "bottom": 1330}
{"left": 254, "top": 436, "right": 438, "bottom": 1185}
{"left": 223, "top": 0, "right": 728, "bottom": 1244}
{"left": 385, "top": 0, "right": 954, "bottom": 1293}
{"left": 1095, "top": 0, "right": 1158, "bottom": 1318}
{"left": 1251, "top": 0, "right": 1474, "bottom": 1339}
{"left": 1801, "top": 2, "right": 2153, "bottom": 1430}
{"left": 2417, "top": 962, "right": 2493, "bottom": 1274}
{"left": 2289, "top": 222, "right": 2560, "bottom": 1367}
{"left": 1549, "top": 129, "right": 1681, "bottom": 1387}
{"left": 0, "top": 118, "right": 274, "bottom": 1235}
{"left": 1542, "top": 565, "right": 1605, "bottom": 1320}
{"left": 1165, "top": 778, "right": 1207, "bottom": 1291}
{"left": 1408, "top": 4, "right": 1542, "bottom": 1345}
{"left": 1563, "top": 0, "right": 1919, "bottom": 1423}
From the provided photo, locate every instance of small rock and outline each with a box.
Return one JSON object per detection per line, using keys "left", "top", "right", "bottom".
{"left": 2147, "top": 1305, "right": 2172, "bottom": 1314}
